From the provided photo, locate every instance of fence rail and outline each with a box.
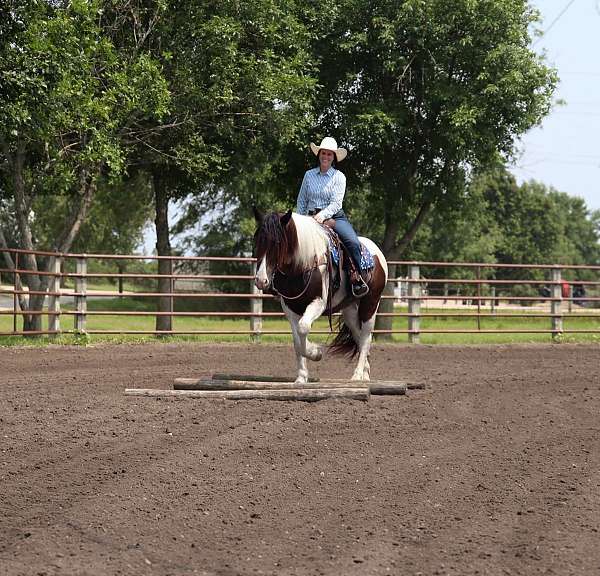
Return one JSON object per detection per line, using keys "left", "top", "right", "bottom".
{"left": 1, "top": 247, "right": 599, "bottom": 340}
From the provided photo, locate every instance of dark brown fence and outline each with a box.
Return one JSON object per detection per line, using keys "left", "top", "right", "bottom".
{"left": 1, "top": 247, "right": 599, "bottom": 339}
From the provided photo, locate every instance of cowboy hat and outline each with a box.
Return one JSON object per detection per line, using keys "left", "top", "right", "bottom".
{"left": 310, "top": 137, "right": 347, "bottom": 162}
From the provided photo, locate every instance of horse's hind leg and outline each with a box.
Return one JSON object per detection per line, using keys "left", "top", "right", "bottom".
{"left": 342, "top": 305, "right": 374, "bottom": 381}
{"left": 353, "top": 315, "right": 375, "bottom": 381}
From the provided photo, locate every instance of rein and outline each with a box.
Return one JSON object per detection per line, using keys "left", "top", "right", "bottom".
{"left": 258, "top": 217, "right": 337, "bottom": 330}
{"left": 272, "top": 254, "right": 325, "bottom": 300}
{"left": 272, "top": 249, "right": 336, "bottom": 331}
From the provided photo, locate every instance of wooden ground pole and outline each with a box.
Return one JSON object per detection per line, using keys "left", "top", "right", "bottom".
{"left": 211, "top": 373, "right": 319, "bottom": 383}
{"left": 125, "top": 387, "right": 370, "bottom": 402}
{"left": 174, "top": 378, "right": 414, "bottom": 395}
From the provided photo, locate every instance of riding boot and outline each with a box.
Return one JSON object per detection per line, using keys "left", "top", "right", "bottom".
{"left": 351, "top": 269, "right": 369, "bottom": 298}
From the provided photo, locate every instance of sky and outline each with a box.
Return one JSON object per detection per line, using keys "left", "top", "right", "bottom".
{"left": 510, "top": 0, "right": 600, "bottom": 211}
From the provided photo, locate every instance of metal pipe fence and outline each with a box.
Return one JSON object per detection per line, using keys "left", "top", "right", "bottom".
{"left": 1, "top": 247, "right": 599, "bottom": 340}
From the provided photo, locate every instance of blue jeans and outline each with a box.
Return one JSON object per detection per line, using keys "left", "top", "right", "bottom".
{"left": 330, "top": 210, "right": 363, "bottom": 272}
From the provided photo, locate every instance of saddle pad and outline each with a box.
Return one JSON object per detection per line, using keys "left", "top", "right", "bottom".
{"left": 359, "top": 243, "right": 375, "bottom": 270}
{"left": 328, "top": 238, "right": 375, "bottom": 271}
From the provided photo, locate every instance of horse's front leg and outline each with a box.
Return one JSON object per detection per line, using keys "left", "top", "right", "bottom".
{"left": 297, "top": 266, "right": 329, "bottom": 362}
{"left": 297, "top": 297, "right": 326, "bottom": 363}
{"left": 282, "top": 302, "right": 309, "bottom": 383}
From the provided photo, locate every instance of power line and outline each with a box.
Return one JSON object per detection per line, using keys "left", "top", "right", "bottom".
{"left": 551, "top": 110, "right": 600, "bottom": 118}
{"left": 549, "top": 99, "right": 600, "bottom": 106}
{"left": 525, "top": 147, "right": 600, "bottom": 159}
{"left": 560, "top": 72, "right": 600, "bottom": 78}
{"left": 534, "top": 0, "right": 578, "bottom": 46}
{"left": 515, "top": 158, "right": 600, "bottom": 168}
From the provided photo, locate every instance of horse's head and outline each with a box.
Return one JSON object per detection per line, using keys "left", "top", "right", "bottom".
{"left": 253, "top": 208, "right": 296, "bottom": 290}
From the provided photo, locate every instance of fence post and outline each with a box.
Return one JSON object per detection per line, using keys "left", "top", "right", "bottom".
{"left": 408, "top": 264, "right": 421, "bottom": 343}
{"left": 476, "top": 266, "right": 481, "bottom": 331}
{"left": 491, "top": 286, "right": 496, "bottom": 316}
{"left": 48, "top": 258, "right": 61, "bottom": 334}
{"left": 250, "top": 262, "right": 262, "bottom": 342}
{"left": 13, "top": 251, "right": 19, "bottom": 333}
{"left": 74, "top": 256, "right": 87, "bottom": 333}
{"left": 551, "top": 267, "right": 563, "bottom": 339}
{"left": 169, "top": 257, "right": 174, "bottom": 330}
{"left": 568, "top": 284, "right": 573, "bottom": 314}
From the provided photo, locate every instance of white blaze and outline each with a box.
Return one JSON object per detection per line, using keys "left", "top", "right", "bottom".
{"left": 254, "top": 258, "right": 271, "bottom": 290}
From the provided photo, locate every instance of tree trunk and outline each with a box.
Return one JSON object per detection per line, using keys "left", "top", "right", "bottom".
{"left": 3, "top": 137, "right": 100, "bottom": 335}
{"left": 22, "top": 293, "right": 46, "bottom": 332}
{"left": 374, "top": 216, "right": 401, "bottom": 341}
{"left": 374, "top": 199, "right": 433, "bottom": 340}
{"left": 117, "top": 261, "right": 125, "bottom": 294}
{"left": 0, "top": 228, "right": 29, "bottom": 315}
{"left": 153, "top": 172, "right": 173, "bottom": 333}
{"left": 24, "top": 173, "right": 97, "bottom": 335}
{"left": 9, "top": 141, "right": 44, "bottom": 334}
{"left": 374, "top": 263, "right": 397, "bottom": 341}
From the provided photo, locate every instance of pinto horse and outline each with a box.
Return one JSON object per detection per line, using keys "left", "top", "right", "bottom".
{"left": 253, "top": 209, "right": 388, "bottom": 383}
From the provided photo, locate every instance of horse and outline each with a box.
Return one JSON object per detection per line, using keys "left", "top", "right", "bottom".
{"left": 253, "top": 208, "right": 388, "bottom": 384}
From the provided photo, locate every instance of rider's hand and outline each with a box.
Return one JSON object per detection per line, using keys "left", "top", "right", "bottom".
{"left": 313, "top": 213, "right": 325, "bottom": 224}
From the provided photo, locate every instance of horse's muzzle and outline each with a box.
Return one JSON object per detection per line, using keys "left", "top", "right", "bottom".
{"left": 254, "top": 276, "right": 270, "bottom": 291}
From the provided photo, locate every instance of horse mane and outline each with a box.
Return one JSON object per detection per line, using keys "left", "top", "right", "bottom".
{"left": 291, "top": 214, "right": 328, "bottom": 270}
{"left": 255, "top": 212, "right": 328, "bottom": 273}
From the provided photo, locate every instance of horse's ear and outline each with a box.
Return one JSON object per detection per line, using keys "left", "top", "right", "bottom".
{"left": 252, "top": 206, "right": 264, "bottom": 224}
{"left": 280, "top": 209, "right": 293, "bottom": 227}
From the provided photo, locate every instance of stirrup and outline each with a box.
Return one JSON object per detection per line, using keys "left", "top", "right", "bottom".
{"left": 352, "top": 276, "right": 369, "bottom": 298}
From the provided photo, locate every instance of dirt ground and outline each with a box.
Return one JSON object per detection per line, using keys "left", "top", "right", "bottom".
{"left": 1, "top": 342, "right": 599, "bottom": 576}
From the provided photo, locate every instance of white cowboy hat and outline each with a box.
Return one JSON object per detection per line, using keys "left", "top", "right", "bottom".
{"left": 310, "top": 137, "right": 347, "bottom": 162}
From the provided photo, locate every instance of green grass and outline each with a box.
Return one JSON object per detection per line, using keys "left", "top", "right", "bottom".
{"left": 2, "top": 295, "right": 600, "bottom": 346}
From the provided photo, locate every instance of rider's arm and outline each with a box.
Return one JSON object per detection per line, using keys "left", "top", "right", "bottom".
{"left": 296, "top": 172, "right": 309, "bottom": 215}
{"left": 319, "top": 170, "right": 346, "bottom": 220}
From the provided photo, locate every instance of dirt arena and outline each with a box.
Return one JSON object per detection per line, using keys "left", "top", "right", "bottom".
{"left": 1, "top": 343, "right": 599, "bottom": 576}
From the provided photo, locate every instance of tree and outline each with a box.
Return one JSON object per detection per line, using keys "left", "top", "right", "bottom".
{"left": 0, "top": 0, "right": 168, "bottom": 331}
{"left": 480, "top": 169, "right": 600, "bottom": 282}
{"left": 421, "top": 164, "right": 598, "bottom": 251}
{"left": 114, "top": 0, "right": 317, "bottom": 330}
{"left": 32, "top": 173, "right": 154, "bottom": 293}
{"left": 405, "top": 166, "right": 600, "bottom": 299}
{"left": 302, "top": 0, "right": 557, "bottom": 336}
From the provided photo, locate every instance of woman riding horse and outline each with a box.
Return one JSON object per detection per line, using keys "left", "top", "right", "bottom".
{"left": 296, "top": 137, "right": 370, "bottom": 297}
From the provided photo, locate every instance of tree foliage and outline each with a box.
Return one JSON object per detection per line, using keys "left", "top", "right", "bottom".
{"left": 0, "top": 0, "right": 168, "bottom": 330}
{"left": 404, "top": 167, "right": 600, "bottom": 292}
{"left": 290, "top": 0, "right": 557, "bottom": 335}
{"left": 305, "top": 0, "right": 557, "bottom": 256}
{"left": 120, "top": 0, "right": 318, "bottom": 329}
{"left": 3, "top": 0, "right": 595, "bottom": 334}
{"left": 0, "top": 0, "right": 318, "bottom": 332}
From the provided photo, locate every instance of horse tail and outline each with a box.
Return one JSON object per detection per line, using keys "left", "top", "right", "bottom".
{"left": 329, "top": 319, "right": 358, "bottom": 358}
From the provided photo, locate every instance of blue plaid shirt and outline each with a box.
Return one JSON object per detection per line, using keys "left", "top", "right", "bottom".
{"left": 296, "top": 167, "right": 346, "bottom": 220}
